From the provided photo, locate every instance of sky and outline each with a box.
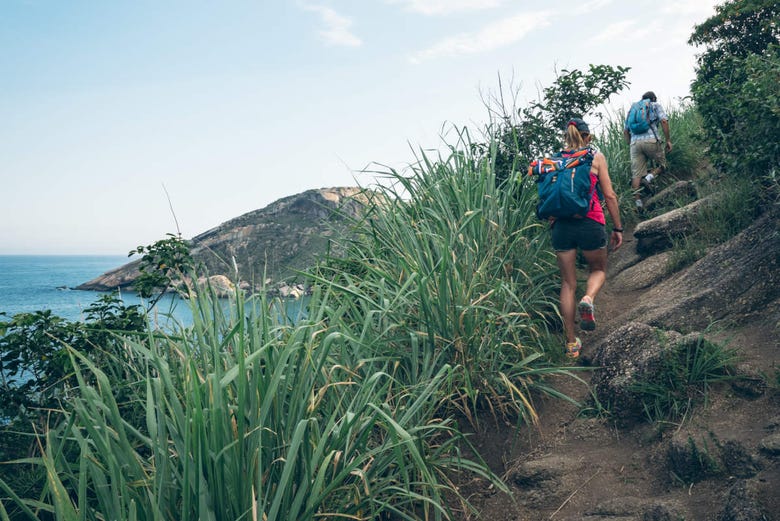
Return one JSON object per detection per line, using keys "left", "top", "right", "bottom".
{"left": 1, "top": 0, "right": 721, "bottom": 255}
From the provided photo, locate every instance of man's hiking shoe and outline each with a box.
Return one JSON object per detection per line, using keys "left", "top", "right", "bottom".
{"left": 578, "top": 297, "right": 596, "bottom": 331}
{"left": 566, "top": 338, "right": 582, "bottom": 359}
{"left": 641, "top": 174, "right": 656, "bottom": 194}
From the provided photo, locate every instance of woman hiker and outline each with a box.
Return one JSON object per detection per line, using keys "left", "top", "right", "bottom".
{"left": 552, "top": 118, "right": 623, "bottom": 358}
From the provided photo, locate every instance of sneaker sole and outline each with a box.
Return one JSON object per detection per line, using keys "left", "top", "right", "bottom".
{"left": 578, "top": 300, "right": 596, "bottom": 331}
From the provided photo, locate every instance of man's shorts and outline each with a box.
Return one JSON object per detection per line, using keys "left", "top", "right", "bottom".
{"left": 630, "top": 139, "right": 666, "bottom": 179}
{"left": 551, "top": 218, "right": 607, "bottom": 252}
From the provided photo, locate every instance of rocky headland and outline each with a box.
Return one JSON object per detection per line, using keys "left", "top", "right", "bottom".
{"left": 76, "top": 186, "right": 374, "bottom": 295}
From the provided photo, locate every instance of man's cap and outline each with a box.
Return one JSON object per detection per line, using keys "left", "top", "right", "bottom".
{"left": 567, "top": 117, "right": 590, "bottom": 133}
{"left": 642, "top": 91, "right": 657, "bottom": 102}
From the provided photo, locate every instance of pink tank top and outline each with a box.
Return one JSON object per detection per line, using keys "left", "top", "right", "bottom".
{"left": 585, "top": 172, "right": 605, "bottom": 225}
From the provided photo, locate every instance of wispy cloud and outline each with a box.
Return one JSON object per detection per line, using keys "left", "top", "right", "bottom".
{"left": 591, "top": 18, "right": 668, "bottom": 44}
{"left": 301, "top": 4, "right": 362, "bottom": 47}
{"left": 658, "top": 0, "right": 719, "bottom": 17}
{"left": 571, "top": 0, "right": 613, "bottom": 15}
{"left": 591, "top": 19, "right": 636, "bottom": 43}
{"left": 409, "top": 10, "right": 552, "bottom": 63}
{"left": 387, "top": 0, "right": 504, "bottom": 16}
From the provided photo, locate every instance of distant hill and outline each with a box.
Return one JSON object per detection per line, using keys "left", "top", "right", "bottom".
{"left": 76, "top": 187, "right": 373, "bottom": 292}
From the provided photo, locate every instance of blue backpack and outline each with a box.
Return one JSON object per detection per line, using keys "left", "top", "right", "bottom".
{"left": 626, "top": 99, "right": 657, "bottom": 135}
{"left": 528, "top": 147, "right": 597, "bottom": 220}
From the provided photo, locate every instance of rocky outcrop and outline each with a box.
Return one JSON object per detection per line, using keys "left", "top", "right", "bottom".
{"left": 196, "top": 275, "right": 235, "bottom": 298}
{"left": 626, "top": 208, "right": 780, "bottom": 332}
{"left": 75, "top": 259, "right": 142, "bottom": 291}
{"left": 633, "top": 196, "right": 713, "bottom": 255}
{"left": 610, "top": 251, "right": 673, "bottom": 290}
{"left": 589, "top": 323, "right": 685, "bottom": 419}
{"left": 77, "top": 187, "right": 376, "bottom": 293}
{"left": 643, "top": 180, "right": 698, "bottom": 213}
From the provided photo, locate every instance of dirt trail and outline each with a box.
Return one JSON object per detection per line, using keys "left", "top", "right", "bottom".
{"left": 461, "top": 227, "right": 780, "bottom": 521}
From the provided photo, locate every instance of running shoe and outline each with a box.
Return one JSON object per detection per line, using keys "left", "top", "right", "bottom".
{"left": 566, "top": 337, "right": 582, "bottom": 359}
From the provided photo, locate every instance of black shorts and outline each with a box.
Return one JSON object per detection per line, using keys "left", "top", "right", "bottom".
{"left": 550, "top": 218, "right": 607, "bottom": 252}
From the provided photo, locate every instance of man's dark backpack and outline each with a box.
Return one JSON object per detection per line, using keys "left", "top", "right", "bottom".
{"left": 527, "top": 147, "right": 598, "bottom": 220}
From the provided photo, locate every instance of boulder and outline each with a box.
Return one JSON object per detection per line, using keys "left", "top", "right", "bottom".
{"left": 196, "top": 275, "right": 236, "bottom": 298}
{"left": 644, "top": 180, "right": 698, "bottom": 213}
{"left": 666, "top": 432, "right": 721, "bottom": 483}
{"left": 633, "top": 197, "right": 712, "bottom": 255}
{"left": 590, "top": 323, "right": 690, "bottom": 420}
{"left": 626, "top": 209, "right": 780, "bottom": 332}
{"left": 610, "top": 251, "right": 673, "bottom": 290}
{"left": 718, "top": 440, "right": 761, "bottom": 479}
{"left": 730, "top": 363, "right": 767, "bottom": 399}
{"left": 758, "top": 433, "right": 780, "bottom": 456}
{"left": 509, "top": 455, "right": 580, "bottom": 507}
{"left": 273, "top": 283, "right": 306, "bottom": 299}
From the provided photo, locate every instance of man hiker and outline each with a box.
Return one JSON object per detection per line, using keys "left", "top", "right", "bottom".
{"left": 623, "top": 91, "right": 672, "bottom": 210}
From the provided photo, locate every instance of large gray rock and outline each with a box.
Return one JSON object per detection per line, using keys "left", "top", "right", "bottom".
{"left": 633, "top": 197, "right": 712, "bottom": 255}
{"left": 626, "top": 209, "right": 780, "bottom": 332}
{"left": 644, "top": 180, "right": 698, "bottom": 213}
{"left": 590, "top": 323, "right": 685, "bottom": 420}
{"left": 611, "top": 251, "right": 673, "bottom": 290}
{"left": 509, "top": 455, "right": 580, "bottom": 507}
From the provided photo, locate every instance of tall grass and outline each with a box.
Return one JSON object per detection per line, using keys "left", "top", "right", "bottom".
{"left": 1, "top": 125, "right": 586, "bottom": 520}
{"left": 0, "top": 286, "right": 503, "bottom": 520}
{"left": 630, "top": 334, "right": 740, "bottom": 424}
{"left": 312, "top": 127, "right": 580, "bottom": 426}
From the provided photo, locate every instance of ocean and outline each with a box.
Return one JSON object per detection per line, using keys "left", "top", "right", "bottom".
{"left": 0, "top": 255, "right": 194, "bottom": 324}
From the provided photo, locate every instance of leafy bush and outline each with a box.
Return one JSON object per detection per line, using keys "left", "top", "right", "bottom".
{"left": 129, "top": 232, "right": 194, "bottom": 305}
{"left": 482, "top": 64, "right": 630, "bottom": 186}
{"left": 664, "top": 103, "right": 707, "bottom": 180}
{"left": 0, "top": 294, "right": 145, "bottom": 423}
{"left": 0, "top": 294, "right": 147, "bottom": 519}
{"left": 689, "top": 0, "right": 780, "bottom": 191}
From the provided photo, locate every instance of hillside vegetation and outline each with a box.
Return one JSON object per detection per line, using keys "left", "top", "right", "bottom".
{"left": 1, "top": 1, "right": 778, "bottom": 519}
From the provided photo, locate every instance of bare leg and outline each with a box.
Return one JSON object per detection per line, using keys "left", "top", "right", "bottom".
{"left": 631, "top": 175, "right": 642, "bottom": 199}
{"left": 556, "top": 249, "right": 578, "bottom": 344}
{"left": 581, "top": 248, "right": 608, "bottom": 302}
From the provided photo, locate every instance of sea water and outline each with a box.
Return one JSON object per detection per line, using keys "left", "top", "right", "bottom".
{"left": 0, "top": 256, "right": 305, "bottom": 414}
{"left": 0, "top": 255, "right": 304, "bottom": 327}
{"left": 0, "top": 255, "right": 193, "bottom": 324}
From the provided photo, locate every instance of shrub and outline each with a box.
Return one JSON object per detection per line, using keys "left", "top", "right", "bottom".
{"left": 689, "top": 0, "right": 780, "bottom": 190}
